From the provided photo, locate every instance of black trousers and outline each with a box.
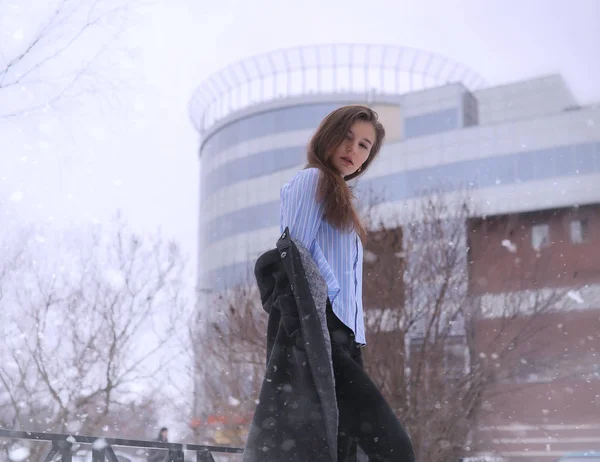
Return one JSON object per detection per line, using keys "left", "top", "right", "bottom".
{"left": 326, "top": 303, "right": 416, "bottom": 462}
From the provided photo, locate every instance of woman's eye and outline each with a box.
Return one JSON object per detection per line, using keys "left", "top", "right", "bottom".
{"left": 360, "top": 143, "right": 367, "bottom": 149}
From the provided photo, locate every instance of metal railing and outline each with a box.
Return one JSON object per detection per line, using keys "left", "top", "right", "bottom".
{"left": 0, "top": 429, "right": 243, "bottom": 462}
{"left": 188, "top": 43, "right": 487, "bottom": 135}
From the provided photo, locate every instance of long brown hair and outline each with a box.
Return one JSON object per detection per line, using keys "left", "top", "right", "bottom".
{"left": 306, "top": 105, "right": 385, "bottom": 244}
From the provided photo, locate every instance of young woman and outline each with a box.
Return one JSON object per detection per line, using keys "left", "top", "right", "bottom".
{"left": 280, "top": 105, "right": 416, "bottom": 461}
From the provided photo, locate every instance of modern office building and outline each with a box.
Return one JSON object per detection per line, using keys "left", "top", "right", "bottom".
{"left": 189, "top": 44, "right": 600, "bottom": 459}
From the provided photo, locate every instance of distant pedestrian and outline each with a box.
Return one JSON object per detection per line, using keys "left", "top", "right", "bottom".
{"left": 147, "top": 427, "right": 168, "bottom": 462}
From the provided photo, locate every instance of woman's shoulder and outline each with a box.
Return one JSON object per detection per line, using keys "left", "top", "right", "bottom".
{"left": 280, "top": 168, "right": 322, "bottom": 205}
{"left": 283, "top": 167, "right": 321, "bottom": 191}
{"left": 294, "top": 167, "right": 321, "bottom": 182}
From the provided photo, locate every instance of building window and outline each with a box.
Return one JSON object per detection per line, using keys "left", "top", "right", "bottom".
{"left": 531, "top": 223, "right": 550, "bottom": 250}
{"left": 444, "top": 340, "right": 470, "bottom": 381}
{"left": 409, "top": 336, "right": 469, "bottom": 382}
{"left": 569, "top": 218, "right": 588, "bottom": 244}
{"left": 507, "top": 357, "right": 555, "bottom": 384}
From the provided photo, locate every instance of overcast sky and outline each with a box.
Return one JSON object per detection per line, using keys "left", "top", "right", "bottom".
{"left": 1, "top": 0, "right": 599, "bottom": 276}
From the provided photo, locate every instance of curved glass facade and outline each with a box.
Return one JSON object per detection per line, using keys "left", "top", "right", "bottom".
{"left": 404, "top": 108, "right": 460, "bottom": 138}
{"left": 196, "top": 87, "right": 599, "bottom": 294}
{"left": 199, "top": 102, "right": 466, "bottom": 199}
{"left": 201, "top": 145, "right": 305, "bottom": 199}
{"left": 201, "top": 103, "right": 340, "bottom": 158}
{"left": 203, "top": 141, "right": 599, "bottom": 245}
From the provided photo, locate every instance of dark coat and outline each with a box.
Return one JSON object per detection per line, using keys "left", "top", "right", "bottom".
{"left": 242, "top": 227, "right": 339, "bottom": 462}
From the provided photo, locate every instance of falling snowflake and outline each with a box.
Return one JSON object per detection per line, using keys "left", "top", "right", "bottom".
{"left": 567, "top": 290, "right": 584, "bottom": 304}
{"left": 104, "top": 269, "right": 125, "bottom": 290}
{"left": 92, "top": 439, "right": 108, "bottom": 450}
{"left": 501, "top": 239, "right": 517, "bottom": 253}
{"left": 10, "top": 191, "right": 23, "bottom": 202}
{"left": 12, "top": 29, "right": 24, "bottom": 41}
{"left": 363, "top": 250, "right": 377, "bottom": 263}
{"left": 66, "top": 436, "right": 76, "bottom": 444}
{"left": 9, "top": 447, "right": 30, "bottom": 462}
{"left": 228, "top": 396, "right": 241, "bottom": 406}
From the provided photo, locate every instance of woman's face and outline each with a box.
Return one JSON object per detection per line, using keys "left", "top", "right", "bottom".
{"left": 331, "top": 120, "right": 376, "bottom": 177}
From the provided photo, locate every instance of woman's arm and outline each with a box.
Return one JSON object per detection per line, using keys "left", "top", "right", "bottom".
{"left": 281, "top": 167, "right": 341, "bottom": 304}
{"left": 280, "top": 168, "right": 324, "bottom": 249}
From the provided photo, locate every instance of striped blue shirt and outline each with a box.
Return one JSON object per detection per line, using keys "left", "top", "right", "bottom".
{"left": 280, "top": 168, "right": 366, "bottom": 345}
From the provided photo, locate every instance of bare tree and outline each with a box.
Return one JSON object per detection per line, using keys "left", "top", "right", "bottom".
{"left": 188, "top": 283, "right": 265, "bottom": 447}
{"left": 360, "top": 191, "right": 572, "bottom": 460}
{"left": 0, "top": 214, "right": 188, "bottom": 448}
{"left": 0, "top": 0, "right": 143, "bottom": 118}
{"left": 0, "top": 214, "right": 30, "bottom": 307}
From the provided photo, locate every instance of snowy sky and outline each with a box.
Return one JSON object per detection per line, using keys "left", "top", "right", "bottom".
{"left": 1, "top": 0, "right": 599, "bottom": 278}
